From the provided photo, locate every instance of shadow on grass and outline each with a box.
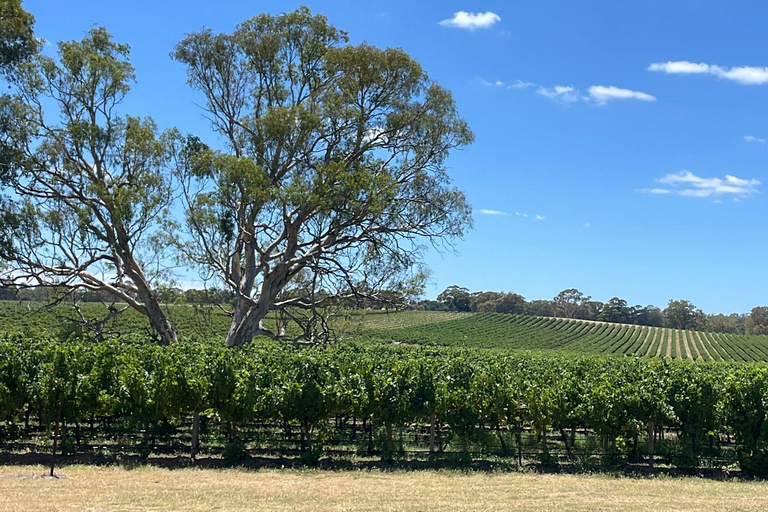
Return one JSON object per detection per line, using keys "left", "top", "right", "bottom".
{"left": 0, "top": 451, "right": 751, "bottom": 481}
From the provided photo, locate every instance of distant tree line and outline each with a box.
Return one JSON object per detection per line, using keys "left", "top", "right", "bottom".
{"left": 4, "top": 282, "right": 767, "bottom": 336}
{"left": 0, "top": 284, "right": 234, "bottom": 305}
{"left": 422, "top": 286, "right": 768, "bottom": 336}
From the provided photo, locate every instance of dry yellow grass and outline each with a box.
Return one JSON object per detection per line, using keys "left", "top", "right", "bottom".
{"left": 2, "top": 466, "right": 768, "bottom": 512}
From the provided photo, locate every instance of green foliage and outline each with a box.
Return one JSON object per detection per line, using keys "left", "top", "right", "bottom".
{"left": 2, "top": 335, "right": 768, "bottom": 473}
{"left": 0, "top": 0, "right": 38, "bottom": 69}
{"left": 437, "top": 285, "right": 471, "bottom": 312}
{"left": 664, "top": 300, "right": 705, "bottom": 330}
{"left": 747, "top": 307, "right": 768, "bottom": 336}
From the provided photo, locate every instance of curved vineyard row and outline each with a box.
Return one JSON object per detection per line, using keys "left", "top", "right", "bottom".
{"left": 362, "top": 313, "right": 768, "bottom": 362}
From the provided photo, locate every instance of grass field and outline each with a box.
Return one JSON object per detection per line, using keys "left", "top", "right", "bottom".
{"left": 1, "top": 465, "right": 767, "bottom": 512}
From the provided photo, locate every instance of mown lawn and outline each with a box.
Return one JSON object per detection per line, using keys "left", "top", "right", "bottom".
{"left": 1, "top": 465, "right": 767, "bottom": 511}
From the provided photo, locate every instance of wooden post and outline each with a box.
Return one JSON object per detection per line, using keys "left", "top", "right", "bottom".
{"left": 191, "top": 410, "right": 200, "bottom": 459}
{"left": 429, "top": 412, "right": 436, "bottom": 454}
{"left": 647, "top": 420, "right": 655, "bottom": 469}
{"left": 50, "top": 401, "right": 62, "bottom": 477}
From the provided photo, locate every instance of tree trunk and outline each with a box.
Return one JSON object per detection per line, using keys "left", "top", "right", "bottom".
{"left": 143, "top": 298, "right": 178, "bottom": 346}
{"left": 226, "top": 300, "right": 268, "bottom": 347}
{"left": 123, "top": 251, "right": 178, "bottom": 346}
{"left": 560, "top": 428, "right": 570, "bottom": 456}
{"left": 385, "top": 422, "right": 393, "bottom": 459}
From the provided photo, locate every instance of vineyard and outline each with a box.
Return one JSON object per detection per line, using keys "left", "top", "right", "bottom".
{"left": 362, "top": 312, "right": 768, "bottom": 362}
{"left": 2, "top": 302, "right": 768, "bottom": 362}
{"left": 2, "top": 336, "right": 768, "bottom": 475}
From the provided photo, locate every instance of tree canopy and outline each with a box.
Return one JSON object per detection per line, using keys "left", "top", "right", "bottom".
{"left": 663, "top": 299, "right": 705, "bottom": 330}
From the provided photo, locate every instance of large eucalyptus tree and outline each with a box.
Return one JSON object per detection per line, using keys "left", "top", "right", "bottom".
{"left": 173, "top": 7, "right": 473, "bottom": 346}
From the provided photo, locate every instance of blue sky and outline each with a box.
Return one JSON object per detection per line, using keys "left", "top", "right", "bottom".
{"left": 25, "top": 1, "right": 768, "bottom": 313}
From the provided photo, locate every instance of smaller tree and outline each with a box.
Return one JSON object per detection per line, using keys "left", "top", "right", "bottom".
{"left": 633, "top": 305, "right": 663, "bottom": 327}
{"left": 437, "top": 285, "right": 471, "bottom": 312}
{"left": 598, "top": 297, "right": 632, "bottom": 324}
{"left": 526, "top": 299, "right": 554, "bottom": 317}
{"left": 552, "top": 288, "right": 591, "bottom": 319}
{"left": 663, "top": 300, "right": 704, "bottom": 330}
{"left": 496, "top": 292, "right": 527, "bottom": 315}
{"left": 705, "top": 313, "right": 746, "bottom": 334}
{"left": 469, "top": 291, "right": 502, "bottom": 312}
{"left": 746, "top": 307, "right": 768, "bottom": 336}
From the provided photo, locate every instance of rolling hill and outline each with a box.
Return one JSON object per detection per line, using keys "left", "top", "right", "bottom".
{"left": 356, "top": 311, "right": 768, "bottom": 362}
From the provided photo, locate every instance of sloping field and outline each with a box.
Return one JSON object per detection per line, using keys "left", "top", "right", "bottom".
{"left": 2, "top": 301, "right": 766, "bottom": 362}
{"left": 362, "top": 312, "right": 768, "bottom": 362}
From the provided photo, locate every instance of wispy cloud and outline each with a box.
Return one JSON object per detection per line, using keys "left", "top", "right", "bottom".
{"left": 587, "top": 85, "right": 656, "bottom": 104}
{"left": 510, "top": 79, "right": 535, "bottom": 89}
{"left": 584, "top": 222, "right": 591, "bottom": 228}
{"left": 641, "top": 170, "right": 760, "bottom": 198}
{"left": 537, "top": 85, "right": 656, "bottom": 105}
{"left": 535, "top": 215, "right": 546, "bottom": 221}
{"left": 481, "top": 78, "right": 536, "bottom": 89}
{"left": 477, "top": 209, "right": 508, "bottom": 216}
{"left": 439, "top": 11, "right": 500, "bottom": 30}
{"left": 648, "top": 61, "right": 768, "bottom": 85}
{"left": 537, "top": 85, "right": 580, "bottom": 104}
{"left": 744, "top": 135, "right": 766, "bottom": 143}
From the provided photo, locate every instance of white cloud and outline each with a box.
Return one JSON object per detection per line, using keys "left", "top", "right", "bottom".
{"left": 647, "top": 61, "right": 712, "bottom": 74}
{"left": 535, "top": 215, "right": 546, "bottom": 221}
{"left": 647, "top": 170, "right": 761, "bottom": 198}
{"left": 481, "top": 79, "right": 536, "bottom": 89}
{"left": 477, "top": 209, "right": 507, "bottom": 216}
{"left": 439, "top": 11, "right": 500, "bottom": 30}
{"left": 584, "top": 222, "right": 591, "bottom": 228}
{"left": 510, "top": 79, "right": 535, "bottom": 89}
{"left": 744, "top": 135, "right": 766, "bottom": 143}
{"left": 537, "top": 85, "right": 655, "bottom": 105}
{"left": 648, "top": 61, "right": 768, "bottom": 85}
{"left": 718, "top": 66, "right": 768, "bottom": 85}
{"left": 537, "top": 85, "right": 580, "bottom": 104}
{"left": 587, "top": 85, "right": 656, "bottom": 105}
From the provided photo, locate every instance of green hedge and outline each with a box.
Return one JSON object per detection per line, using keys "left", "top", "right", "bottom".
{"left": 1, "top": 334, "right": 767, "bottom": 472}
